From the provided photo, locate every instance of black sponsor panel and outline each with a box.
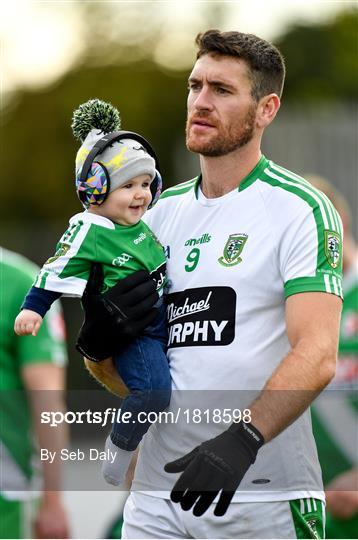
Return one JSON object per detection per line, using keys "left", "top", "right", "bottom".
{"left": 166, "top": 286, "right": 236, "bottom": 348}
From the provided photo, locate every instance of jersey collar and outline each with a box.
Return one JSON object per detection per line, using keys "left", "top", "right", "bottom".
{"left": 238, "top": 154, "right": 269, "bottom": 192}
{"left": 194, "top": 154, "right": 269, "bottom": 199}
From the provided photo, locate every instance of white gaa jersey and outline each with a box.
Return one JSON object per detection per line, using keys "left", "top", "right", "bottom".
{"left": 135, "top": 155, "right": 343, "bottom": 503}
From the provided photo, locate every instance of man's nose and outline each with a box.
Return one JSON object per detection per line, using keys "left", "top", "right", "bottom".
{"left": 192, "top": 87, "right": 213, "bottom": 111}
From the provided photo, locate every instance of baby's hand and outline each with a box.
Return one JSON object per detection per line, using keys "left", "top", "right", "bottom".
{"left": 14, "top": 310, "right": 43, "bottom": 336}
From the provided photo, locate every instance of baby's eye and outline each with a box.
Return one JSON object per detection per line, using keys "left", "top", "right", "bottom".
{"left": 123, "top": 183, "right": 132, "bottom": 189}
{"left": 142, "top": 182, "right": 150, "bottom": 188}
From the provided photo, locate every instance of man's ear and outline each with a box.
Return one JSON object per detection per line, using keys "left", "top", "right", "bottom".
{"left": 256, "top": 94, "right": 281, "bottom": 129}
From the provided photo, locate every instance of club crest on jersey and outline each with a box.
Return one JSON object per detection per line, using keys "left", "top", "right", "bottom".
{"left": 46, "top": 243, "right": 70, "bottom": 264}
{"left": 324, "top": 230, "right": 341, "bottom": 269}
{"left": 218, "top": 233, "right": 248, "bottom": 267}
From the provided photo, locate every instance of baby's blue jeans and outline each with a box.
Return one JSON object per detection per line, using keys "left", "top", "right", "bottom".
{"left": 110, "top": 303, "right": 170, "bottom": 451}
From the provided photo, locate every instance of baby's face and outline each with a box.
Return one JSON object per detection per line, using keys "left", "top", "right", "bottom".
{"left": 91, "top": 174, "right": 153, "bottom": 225}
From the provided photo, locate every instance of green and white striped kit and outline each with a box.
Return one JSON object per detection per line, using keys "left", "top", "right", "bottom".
{"left": 134, "top": 155, "right": 342, "bottom": 502}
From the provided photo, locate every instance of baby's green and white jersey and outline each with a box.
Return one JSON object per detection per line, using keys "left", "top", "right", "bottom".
{"left": 34, "top": 212, "right": 166, "bottom": 296}
{"left": 134, "top": 155, "right": 343, "bottom": 503}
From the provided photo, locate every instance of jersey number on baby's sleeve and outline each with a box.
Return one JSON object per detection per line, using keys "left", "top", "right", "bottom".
{"left": 185, "top": 248, "right": 200, "bottom": 272}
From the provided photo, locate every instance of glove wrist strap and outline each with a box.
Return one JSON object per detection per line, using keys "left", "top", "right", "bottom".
{"left": 228, "top": 421, "right": 264, "bottom": 460}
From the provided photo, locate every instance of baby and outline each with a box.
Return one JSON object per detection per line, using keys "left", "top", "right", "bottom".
{"left": 14, "top": 99, "right": 171, "bottom": 485}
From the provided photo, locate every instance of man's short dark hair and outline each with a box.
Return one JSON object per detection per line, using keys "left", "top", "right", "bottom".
{"left": 195, "top": 29, "right": 285, "bottom": 101}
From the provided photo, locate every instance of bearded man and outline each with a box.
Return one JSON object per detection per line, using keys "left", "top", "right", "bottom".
{"left": 78, "top": 30, "right": 343, "bottom": 539}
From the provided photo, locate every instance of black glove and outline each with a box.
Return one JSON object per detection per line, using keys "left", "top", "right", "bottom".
{"left": 164, "top": 421, "right": 264, "bottom": 517}
{"left": 76, "top": 264, "right": 159, "bottom": 361}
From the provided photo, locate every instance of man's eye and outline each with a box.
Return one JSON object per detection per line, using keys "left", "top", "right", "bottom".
{"left": 188, "top": 83, "right": 200, "bottom": 91}
{"left": 216, "top": 87, "right": 229, "bottom": 95}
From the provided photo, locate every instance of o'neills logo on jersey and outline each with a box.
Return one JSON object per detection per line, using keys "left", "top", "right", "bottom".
{"left": 185, "top": 233, "right": 211, "bottom": 246}
{"left": 166, "top": 286, "right": 236, "bottom": 348}
{"left": 133, "top": 232, "right": 147, "bottom": 245}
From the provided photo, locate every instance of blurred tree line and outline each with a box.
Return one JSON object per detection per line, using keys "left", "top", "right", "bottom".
{"left": 276, "top": 10, "right": 357, "bottom": 102}
{"left": 1, "top": 8, "right": 357, "bottom": 224}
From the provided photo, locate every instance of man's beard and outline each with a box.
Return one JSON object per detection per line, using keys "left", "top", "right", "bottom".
{"left": 186, "top": 104, "right": 257, "bottom": 157}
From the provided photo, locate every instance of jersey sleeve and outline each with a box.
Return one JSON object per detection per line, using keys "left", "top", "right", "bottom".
{"left": 33, "top": 218, "right": 96, "bottom": 297}
{"left": 278, "top": 197, "right": 343, "bottom": 299}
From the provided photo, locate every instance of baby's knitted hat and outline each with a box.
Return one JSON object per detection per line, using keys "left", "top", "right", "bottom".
{"left": 72, "top": 99, "right": 156, "bottom": 197}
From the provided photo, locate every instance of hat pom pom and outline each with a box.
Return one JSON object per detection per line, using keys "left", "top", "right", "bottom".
{"left": 71, "top": 98, "right": 121, "bottom": 142}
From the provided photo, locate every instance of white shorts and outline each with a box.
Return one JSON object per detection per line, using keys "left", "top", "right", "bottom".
{"left": 122, "top": 491, "right": 325, "bottom": 539}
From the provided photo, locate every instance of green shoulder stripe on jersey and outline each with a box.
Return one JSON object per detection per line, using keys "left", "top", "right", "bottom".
{"left": 160, "top": 177, "right": 198, "bottom": 199}
{"left": 259, "top": 161, "right": 343, "bottom": 298}
{"left": 268, "top": 161, "right": 342, "bottom": 235}
{"left": 289, "top": 499, "right": 325, "bottom": 539}
{"left": 261, "top": 164, "right": 327, "bottom": 272}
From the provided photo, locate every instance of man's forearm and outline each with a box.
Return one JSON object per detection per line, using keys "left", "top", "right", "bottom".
{"left": 249, "top": 338, "right": 337, "bottom": 442}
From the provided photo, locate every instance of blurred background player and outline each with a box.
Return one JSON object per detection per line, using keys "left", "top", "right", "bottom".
{"left": 0, "top": 247, "right": 69, "bottom": 539}
{"left": 308, "top": 176, "right": 358, "bottom": 539}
